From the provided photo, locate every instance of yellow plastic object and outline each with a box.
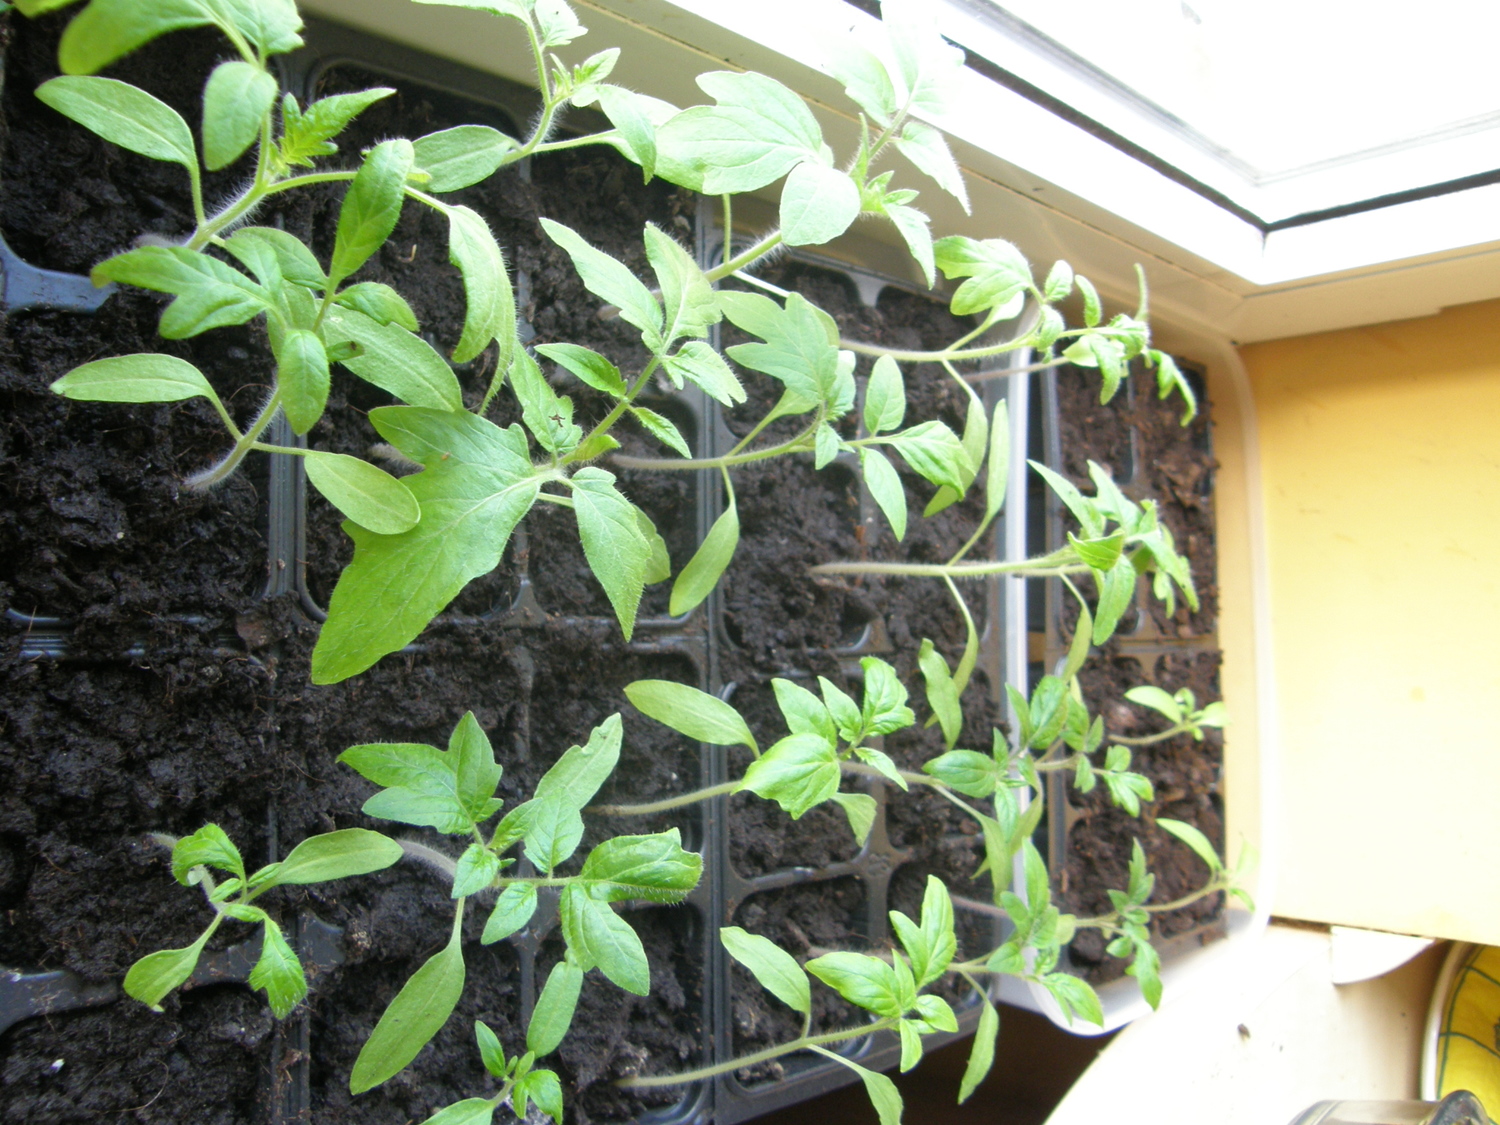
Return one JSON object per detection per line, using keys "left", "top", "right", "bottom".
{"left": 1430, "top": 945, "right": 1500, "bottom": 1119}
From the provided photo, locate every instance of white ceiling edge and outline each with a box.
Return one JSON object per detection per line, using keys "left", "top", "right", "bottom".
{"left": 299, "top": 0, "right": 1500, "bottom": 345}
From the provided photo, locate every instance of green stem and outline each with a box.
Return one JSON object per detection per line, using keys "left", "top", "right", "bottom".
{"left": 1111, "top": 723, "right": 1196, "bottom": 746}
{"left": 567, "top": 356, "right": 662, "bottom": 463}
{"left": 617, "top": 1020, "right": 895, "bottom": 1087}
{"left": 186, "top": 389, "right": 283, "bottom": 490}
{"left": 590, "top": 780, "right": 742, "bottom": 816}
{"left": 705, "top": 232, "right": 784, "bottom": 283}
{"left": 839, "top": 326, "right": 1132, "bottom": 366}
{"left": 612, "top": 422, "right": 817, "bottom": 471}
{"left": 531, "top": 130, "right": 620, "bottom": 154}
{"left": 722, "top": 195, "right": 733, "bottom": 271}
{"left": 808, "top": 554, "right": 1085, "bottom": 580}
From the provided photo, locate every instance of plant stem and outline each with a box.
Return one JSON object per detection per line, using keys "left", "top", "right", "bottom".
{"left": 1111, "top": 722, "right": 1195, "bottom": 746}
{"left": 186, "top": 389, "right": 283, "bottom": 490}
{"left": 704, "top": 232, "right": 784, "bottom": 283}
{"left": 590, "top": 780, "right": 741, "bottom": 816}
{"left": 809, "top": 554, "right": 1085, "bottom": 580}
{"left": 611, "top": 423, "right": 816, "bottom": 471}
{"left": 617, "top": 1020, "right": 894, "bottom": 1087}
{"left": 567, "top": 356, "right": 662, "bottom": 463}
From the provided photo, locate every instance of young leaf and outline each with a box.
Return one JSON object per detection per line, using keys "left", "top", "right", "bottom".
{"left": 571, "top": 468, "right": 651, "bottom": 639}
{"left": 826, "top": 37, "right": 897, "bottom": 125}
{"left": 854, "top": 747, "right": 907, "bottom": 790}
{"left": 861, "top": 656, "right": 916, "bottom": 735}
{"left": 580, "top": 829, "right": 702, "bottom": 902}
{"left": 720, "top": 291, "right": 839, "bottom": 412}
{"left": 593, "top": 84, "right": 659, "bottom": 180}
{"left": 917, "top": 639, "right": 962, "bottom": 751}
{"left": 250, "top": 917, "right": 307, "bottom": 1018}
{"left": 780, "top": 161, "right": 860, "bottom": 247}
{"left": 886, "top": 421, "right": 968, "bottom": 494}
{"left": 1157, "top": 818, "right": 1223, "bottom": 874}
{"left": 331, "top": 139, "right": 414, "bottom": 285}
{"left": 624, "top": 680, "right": 757, "bottom": 754}
{"left": 632, "top": 406, "right": 691, "bottom": 458}
{"left": 1124, "top": 685, "right": 1184, "bottom": 724}
{"left": 1076, "top": 275, "right": 1102, "bottom": 327}
{"left": 536, "top": 343, "right": 627, "bottom": 397}
{"left": 340, "top": 739, "right": 500, "bottom": 835}
{"left": 1092, "top": 557, "right": 1137, "bottom": 645}
{"left": 172, "top": 824, "right": 245, "bottom": 885}
{"left": 740, "top": 733, "right": 841, "bottom": 818}
{"left": 37, "top": 76, "right": 195, "bottom": 170}
{"left": 451, "top": 843, "right": 502, "bottom": 898}
{"left": 559, "top": 886, "right": 650, "bottom": 995}
{"left": 1042, "top": 972, "right": 1103, "bottom": 1027}
{"left": 805, "top": 952, "right": 901, "bottom": 1017}
{"left": 274, "top": 328, "right": 329, "bottom": 435}
{"left": 123, "top": 927, "right": 215, "bottom": 1012}
{"left": 860, "top": 448, "right": 907, "bottom": 541}
{"left": 892, "top": 875, "right": 956, "bottom": 986}
{"left": 413, "top": 124, "right": 518, "bottom": 191}
{"left": 812, "top": 1048, "right": 904, "bottom": 1125}
{"left": 279, "top": 88, "right": 394, "bottom": 166}
{"left": 984, "top": 398, "right": 1010, "bottom": 523}
{"left": 655, "top": 71, "right": 823, "bottom": 194}
{"left": 669, "top": 493, "right": 738, "bottom": 616}
{"left": 864, "top": 355, "right": 906, "bottom": 435}
{"left": 351, "top": 904, "right": 467, "bottom": 1093}
{"left": 202, "top": 60, "right": 277, "bottom": 170}
{"left": 1027, "top": 460, "right": 1104, "bottom": 538}
{"left": 540, "top": 218, "right": 662, "bottom": 341}
{"left": 516, "top": 1068, "right": 564, "bottom": 1125}
{"left": 880, "top": 200, "right": 936, "bottom": 288}
{"left": 818, "top": 678, "right": 863, "bottom": 742}
{"left": 892, "top": 120, "right": 969, "bottom": 212}
{"left": 50, "top": 354, "right": 223, "bottom": 408}
{"left": 482, "top": 882, "right": 539, "bottom": 944}
{"left": 959, "top": 998, "right": 999, "bottom": 1102}
{"left": 438, "top": 202, "right": 515, "bottom": 365}
{"left": 228, "top": 227, "right": 326, "bottom": 290}
{"left": 92, "top": 246, "right": 271, "bottom": 339}
{"left": 922, "top": 750, "right": 999, "bottom": 798}
{"left": 527, "top": 959, "right": 583, "bottom": 1056}
{"left": 265, "top": 829, "right": 403, "bottom": 886}
{"left": 773, "top": 678, "right": 837, "bottom": 743}
{"left": 302, "top": 451, "right": 419, "bottom": 536}
{"left": 644, "top": 222, "right": 718, "bottom": 342}
{"left": 832, "top": 791, "right": 877, "bottom": 845}
{"left": 661, "top": 340, "right": 746, "bottom": 405}
{"left": 533, "top": 0, "right": 584, "bottom": 46}
{"left": 898, "top": 1020, "right": 923, "bottom": 1072}
{"left": 720, "top": 926, "right": 811, "bottom": 1014}
{"left": 933, "top": 236, "right": 1032, "bottom": 317}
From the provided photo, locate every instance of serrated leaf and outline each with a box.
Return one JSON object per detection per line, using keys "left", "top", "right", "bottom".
{"left": 655, "top": 70, "right": 822, "bottom": 194}
{"left": 452, "top": 843, "right": 502, "bottom": 898}
{"left": 669, "top": 492, "right": 737, "bottom": 616}
{"left": 351, "top": 905, "right": 466, "bottom": 1092}
{"left": 202, "top": 60, "right": 277, "bottom": 170}
{"left": 893, "top": 120, "right": 969, "bottom": 212}
{"left": 624, "top": 680, "right": 757, "bottom": 753}
{"left": 250, "top": 918, "right": 307, "bottom": 1018}
{"left": 933, "top": 235, "right": 1032, "bottom": 317}
{"left": 826, "top": 36, "right": 897, "bottom": 125}
{"left": 413, "top": 124, "right": 518, "bottom": 191}
{"left": 881, "top": 199, "right": 935, "bottom": 288}
{"left": 540, "top": 218, "right": 661, "bottom": 340}
{"left": 1042, "top": 972, "right": 1103, "bottom": 1027}
{"left": 571, "top": 468, "right": 651, "bottom": 639}
{"left": 631, "top": 405, "right": 691, "bottom": 458}
{"left": 227, "top": 227, "right": 325, "bottom": 290}
{"left": 92, "top": 245, "right": 270, "bottom": 338}
{"left": 439, "top": 202, "right": 515, "bottom": 365}
{"left": 279, "top": 87, "right": 393, "bottom": 166}
{"left": 661, "top": 339, "right": 746, "bottom": 406}
{"left": 37, "top": 76, "right": 195, "bottom": 168}
{"left": 527, "top": 959, "right": 583, "bottom": 1055}
{"left": 50, "top": 353, "right": 222, "bottom": 406}
{"left": 720, "top": 290, "right": 840, "bottom": 413}
{"left": 740, "top": 733, "right": 841, "bottom": 818}
{"left": 886, "top": 420, "right": 967, "bottom": 494}
{"left": 644, "top": 222, "right": 718, "bottom": 342}
{"left": 854, "top": 747, "right": 907, "bottom": 790}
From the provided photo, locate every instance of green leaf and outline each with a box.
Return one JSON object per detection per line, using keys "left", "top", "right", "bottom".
{"left": 339, "top": 738, "right": 501, "bottom": 835}
{"left": 780, "top": 161, "right": 860, "bottom": 247}
{"left": 124, "top": 926, "right": 214, "bottom": 1011}
{"left": 661, "top": 340, "right": 746, "bottom": 406}
{"left": 832, "top": 791, "right": 877, "bottom": 845}
{"left": 351, "top": 904, "right": 467, "bottom": 1093}
{"left": 805, "top": 951, "right": 901, "bottom": 1017}
{"left": 984, "top": 399, "right": 1010, "bottom": 524}
{"left": 304, "top": 450, "right": 422, "bottom": 536}
{"left": 450, "top": 711, "right": 503, "bottom": 817}
{"left": 279, "top": 88, "right": 394, "bottom": 167}
{"left": 773, "top": 678, "right": 836, "bottom": 743}
{"left": 740, "top": 733, "right": 841, "bottom": 818}
{"left": 536, "top": 343, "right": 626, "bottom": 397}
{"left": 527, "top": 959, "right": 583, "bottom": 1055}
{"left": 226, "top": 227, "right": 326, "bottom": 290}
{"left": 958, "top": 999, "right": 999, "bottom": 1102}
{"left": 571, "top": 468, "right": 651, "bottom": 639}
{"left": 826, "top": 37, "right": 897, "bottom": 125}
{"left": 864, "top": 355, "right": 905, "bottom": 435}
{"left": 276, "top": 328, "right": 330, "bottom": 435}
{"left": 1027, "top": 460, "right": 1104, "bottom": 538}
{"left": 881, "top": 201, "right": 935, "bottom": 288}
{"left": 92, "top": 246, "right": 270, "bottom": 338}
{"left": 922, "top": 750, "right": 999, "bottom": 798}
{"left": 632, "top": 406, "right": 691, "bottom": 458}
{"left": 1076, "top": 275, "right": 1102, "bottom": 327}
{"left": 172, "top": 824, "right": 244, "bottom": 884}
{"left": 669, "top": 493, "right": 738, "bottom": 616}
{"left": 413, "top": 125, "right": 518, "bottom": 191}
{"left": 580, "top": 829, "right": 702, "bottom": 902}
{"left": 884, "top": 0, "right": 967, "bottom": 119}
{"left": 816, "top": 1049, "right": 903, "bottom": 1125}
{"left": 540, "top": 218, "right": 661, "bottom": 341}
{"left": 898, "top": 1020, "right": 923, "bottom": 1072}
{"left": 886, "top": 420, "right": 968, "bottom": 494}
{"left": 482, "top": 883, "right": 538, "bottom": 944}
{"left": 475, "top": 1020, "right": 506, "bottom": 1078}
{"left": 655, "top": 71, "right": 822, "bottom": 194}
{"left": 202, "top": 60, "right": 276, "bottom": 170}
{"left": 818, "top": 678, "right": 863, "bottom": 742}
{"left": 519, "top": 1068, "right": 563, "bottom": 1124}
{"left": 624, "top": 680, "right": 756, "bottom": 753}
{"left": 335, "top": 282, "right": 419, "bottom": 331}
{"left": 1127, "top": 938, "right": 1163, "bottom": 1009}
{"left": 594, "top": 84, "right": 658, "bottom": 180}
{"left": 860, "top": 448, "right": 907, "bottom": 542}
{"left": 719, "top": 291, "right": 839, "bottom": 413}
{"left": 1092, "top": 557, "right": 1137, "bottom": 645}
{"left": 814, "top": 423, "right": 842, "bottom": 469}
{"left": 311, "top": 425, "right": 540, "bottom": 684}
{"left": 861, "top": 656, "right": 915, "bottom": 735}
{"left": 892, "top": 120, "right": 969, "bottom": 212}
{"left": 917, "top": 640, "right": 961, "bottom": 751}
{"left": 560, "top": 886, "right": 649, "bottom": 995}
{"left": 37, "top": 76, "right": 195, "bottom": 168}
{"left": 1157, "top": 818, "right": 1222, "bottom": 873}
{"left": 720, "top": 926, "right": 810, "bottom": 1014}
{"left": 419, "top": 1098, "right": 496, "bottom": 1125}
{"left": 533, "top": 0, "right": 584, "bottom": 46}
{"left": 509, "top": 348, "right": 580, "bottom": 455}
{"left": 250, "top": 918, "right": 307, "bottom": 1018}
{"left": 1043, "top": 260, "right": 1074, "bottom": 302}
{"left": 1068, "top": 530, "right": 1125, "bottom": 572}
{"left": 890, "top": 875, "right": 956, "bottom": 986}
{"left": 1125, "top": 685, "right": 1184, "bottom": 724}
{"left": 1042, "top": 972, "right": 1103, "bottom": 1027}
{"left": 644, "top": 222, "right": 718, "bottom": 342}
{"left": 450, "top": 843, "right": 501, "bottom": 898}
{"left": 854, "top": 747, "right": 907, "bottom": 790}
{"left": 933, "top": 235, "right": 1032, "bottom": 317}
{"left": 439, "top": 202, "right": 516, "bottom": 365}
{"left": 50, "top": 353, "right": 221, "bottom": 407}
{"left": 266, "top": 829, "right": 403, "bottom": 886}
{"left": 331, "top": 139, "right": 413, "bottom": 285}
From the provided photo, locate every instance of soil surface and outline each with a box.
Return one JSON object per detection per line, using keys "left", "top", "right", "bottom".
{"left": 0, "top": 8, "right": 1223, "bottom": 1124}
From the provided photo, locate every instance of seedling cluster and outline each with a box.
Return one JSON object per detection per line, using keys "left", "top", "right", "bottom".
{"left": 20, "top": 0, "right": 1247, "bottom": 1120}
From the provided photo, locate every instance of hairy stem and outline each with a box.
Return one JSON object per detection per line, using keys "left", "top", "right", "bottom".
{"left": 589, "top": 780, "right": 742, "bottom": 817}
{"left": 611, "top": 422, "right": 816, "bottom": 471}
{"left": 617, "top": 1020, "right": 895, "bottom": 1087}
{"left": 704, "top": 231, "right": 784, "bottom": 283}
{"left": 185, "top": 389, "right": 282, "bottom": 490}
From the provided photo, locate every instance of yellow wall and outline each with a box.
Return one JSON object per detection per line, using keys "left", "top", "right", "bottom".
{"left": 1240, "top": 298, "right": 1500, "bottom": 942}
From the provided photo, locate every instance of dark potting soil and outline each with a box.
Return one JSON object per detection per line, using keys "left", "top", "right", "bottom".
{"left": 1047, "top": 366, "right": 1225, "bottom": 982}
